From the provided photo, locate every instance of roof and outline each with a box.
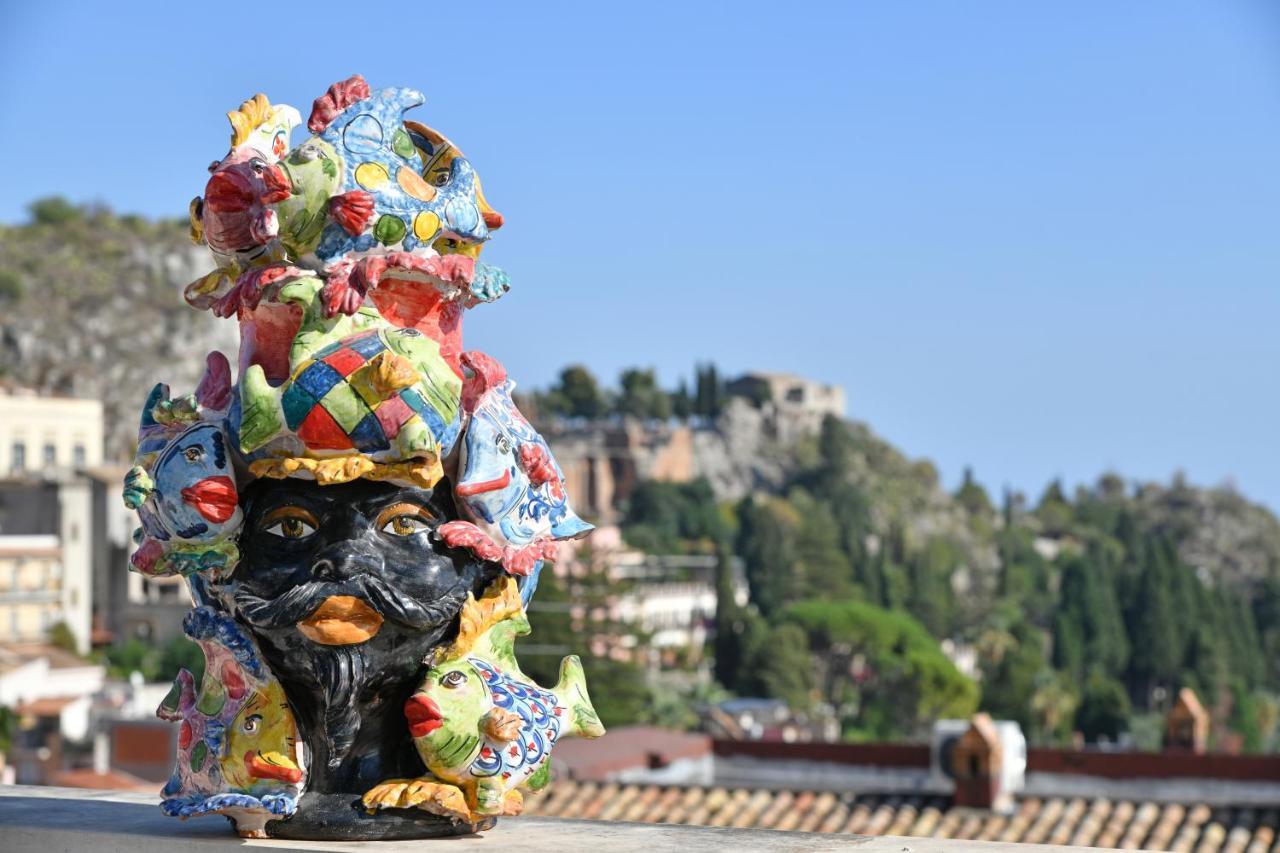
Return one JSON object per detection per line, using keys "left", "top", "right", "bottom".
{"left": 521, "top": 780, "right": 1280, "bottom": 851}
{"left": 14, "top": 696, "right": 79, "bottom": 716}
{"left": 50, "top": 767, "right": 155, "bottom": 793}
{"left": 0, "top": 643, "right": 94, "bottom": 670}
{"left": 553, "top": 726, "right": 710, "bottom": 780}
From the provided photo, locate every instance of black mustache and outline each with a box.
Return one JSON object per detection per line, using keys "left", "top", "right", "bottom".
{"left": 234, "top": 572, "right": 469, "bottom": 632}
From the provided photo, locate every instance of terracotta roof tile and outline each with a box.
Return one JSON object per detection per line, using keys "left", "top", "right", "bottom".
{"left": 517, "top": 780, "right": 1280, "bottom": 851}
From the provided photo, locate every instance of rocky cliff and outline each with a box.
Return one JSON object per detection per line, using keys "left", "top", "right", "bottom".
{"left": 0, "top": 205, "right": 236, "bottom": 461}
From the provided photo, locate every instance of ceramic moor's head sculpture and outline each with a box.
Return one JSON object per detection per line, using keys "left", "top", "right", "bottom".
{"left": 126, "top": 76, "right": 599, "bottom": 840}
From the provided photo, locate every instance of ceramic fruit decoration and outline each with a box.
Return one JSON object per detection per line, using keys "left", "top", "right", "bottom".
{"left": 121, "top": 75, "right": 602, "bottom": 841}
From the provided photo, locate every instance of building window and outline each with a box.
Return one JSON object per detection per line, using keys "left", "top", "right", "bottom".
{"left": 73, "top": 444, "right": 86, "bottom": 467}
{"left": 43, "top": 443, "right": 56, "bottom": 468}
{"left": 10, "top": 442, "right": 25, "bottom": 472}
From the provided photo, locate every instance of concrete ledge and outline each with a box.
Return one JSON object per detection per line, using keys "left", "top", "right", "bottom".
{"left": 0, "top": 785, "right": 1093, "bottom": 851}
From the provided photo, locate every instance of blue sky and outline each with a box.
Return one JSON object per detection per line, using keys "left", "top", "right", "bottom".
{"left": 3, "top": 1, "right": 1279, "bottom": 510}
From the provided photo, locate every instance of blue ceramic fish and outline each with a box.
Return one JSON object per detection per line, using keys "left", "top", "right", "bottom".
{"left": 440, "top": 352, "right": 592, "bottom": 597}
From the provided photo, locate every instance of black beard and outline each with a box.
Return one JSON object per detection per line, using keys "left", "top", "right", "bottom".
{"left": 308, "top": 643, "right": 366, "bottom": 768}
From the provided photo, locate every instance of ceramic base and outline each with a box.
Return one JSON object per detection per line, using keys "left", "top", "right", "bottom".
{"left": 244, "top": 792, "right": 495, "bottom": 841}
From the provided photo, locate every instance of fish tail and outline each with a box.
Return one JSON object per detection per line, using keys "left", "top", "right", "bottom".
{"left": 555, "top": 655, "right": 605, "bottom": 738}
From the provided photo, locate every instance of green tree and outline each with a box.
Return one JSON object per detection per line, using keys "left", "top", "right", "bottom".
{"left": 785, "top": 599, "right": 978, "bottom": 740}
{"left": 754, "top": 623, "right": 814, "bottom": 710}
{"left": 978, "top": 620, "right": 1046, "bottom": 735}
{"left": 1052, "top": 552, "right": 1129, "bottom": 680}
{"left": 1075, "top": 672, "right": 1130, "bottom": 743}
{"left": 618, "top": 368, "right": 671, "bottom": 420}
{"left": 670, "top": 379, "right": 692, "bottom": 420}
{"left": 622, "top": 478, "right": 730, "bottom": 554}
{"left": 1036, "top": 479, "right": 1073, "bottom": 537}
{"left": 548, "top": 365, "right": 606, "bottom": 419}
{"left": 1125, "top": 539, "right": 1183, "bottom": 700}
{"left": 47, "top": 621, "right": 80, "bottom": 655}
{"left": 955, "top": 467, "right": 994, "bottom": 517}
{"left": 693, "top": 363, "right": 724, "bottom": 418}
{"left": 524, "top": 552, "right": 653, "bottom": 727}
{"left": 28, "top": 196, "right": 82, "bottom": 226}
{"left": 736, "top": 496, "right": 801, "bottom": 620}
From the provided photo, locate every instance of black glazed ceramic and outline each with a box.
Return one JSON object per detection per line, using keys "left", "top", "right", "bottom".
{"left": 219, "top": 477, "right": 500, "bottom": 838}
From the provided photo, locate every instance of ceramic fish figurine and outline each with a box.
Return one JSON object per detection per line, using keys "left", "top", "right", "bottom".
{"left": 124, "top": 352, "right": 242, "bottom": 577}
{"left": 440, "top": 351, "right": 592, "bottom": 588}
{"left": 158, "top": 606, "right": 303, "bottom": 837}
{"left": 362, "top": 577, "right": 603, "bottom": 822}
{"left": 185, "top": 95, "right": 301, "bottom": 310}
{"left": 212, "top": 75, "right": 501, "bottom": 319}
{"left": 234, "top": 275, "right": 462, "bottom": 488}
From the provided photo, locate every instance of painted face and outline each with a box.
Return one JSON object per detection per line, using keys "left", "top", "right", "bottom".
{"left": 150, "top": 423, "right": 241, "bottom": 541}
{"left": 201, "top": 148, "right": 292, "bottom": 254}
{"left": 221, "top": 681, "right": 302, "bottom": 791}
{"left": 456, "top": 384, "right": 576, "bottom": 548}
{"left": 227, "top": 478, "right": 498, "bottom": 790}
{"left": 407, "top": 660, "right": 488, "bottom": 770}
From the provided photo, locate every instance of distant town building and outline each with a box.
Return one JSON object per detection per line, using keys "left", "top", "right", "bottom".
{"left": 725, "top": 371, "right": 846, "bottom": 425}
{"left": 0, "top": 387, "right": 103, "bottom": 474}
{"left": 552, "top": 527, "right": 747, "bottom": 668}
{"left": 610, "top": 550, "right": 748, "bottom": 659}
{"left": 546, "top": 371, "right": 848, "bottom": 522}
{"left": 1165, "top": 687, "right": 1209, "bottom": 754}
{"left": 0, "top": 389, "right": 185, "bottom": 651}
{"left": 0, "top": 642, "right": 106, "bottom": 785}
{"left": 0, "top": 477, "right": 96, "bottom": 652}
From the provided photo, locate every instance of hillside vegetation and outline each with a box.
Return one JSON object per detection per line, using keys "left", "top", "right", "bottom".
{"left": 534, "top": 364, "right": 1280, "bottom": 750}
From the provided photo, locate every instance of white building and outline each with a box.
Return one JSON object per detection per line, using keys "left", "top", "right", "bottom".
{"left": 0, "top": 643, "right": 105, "bottom": 743}
{"left": 0, "top": 387, "right": 104, "bottom": 474}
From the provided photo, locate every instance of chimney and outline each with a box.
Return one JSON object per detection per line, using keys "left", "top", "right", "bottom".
{"left": 93, "top": 728, "right": 110, "bottom": 775}
{"left": 1164, "top": 688, "right": 1209, "bottom": 753}
{"left": 952, "top": 713, "right": 1009, "bottom": 812}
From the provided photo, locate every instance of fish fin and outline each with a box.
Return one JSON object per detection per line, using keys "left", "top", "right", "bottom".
{"left": 555, "top": 656, "right": 605, "bottom": 738}
{"left": 329, "top": 190, "right": 375, "bottom": 237}
{"left": 237, "top": 364, "right": 284, "bottom": 453}
{"left": 156, "top": 668, "right": 196, "bottom": 720}
{"left": 439, "top": 521, "right": 503, "bottom": 563}
{"left": 480, "top": 707, "right": 522, "bottom": 743}
{"left": 525, "top": 757, "right": 552, "bottom": 793}
{"left": 195, "top": 351, "right": 233, "bottom": 412}
{"left": 550, "top": 514, "right": 594, "bottom": 541}
{"left": 308, "top": 75, "right": 370, "bottom": 134}
{"left": 139, "top": 383, "right": 169, "bottom": 430}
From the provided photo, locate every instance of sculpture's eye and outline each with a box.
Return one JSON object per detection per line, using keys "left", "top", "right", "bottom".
{"left": 261, "top": 507, "right": 318, "bottom": 540}
{"left": 250, "top": 157, "right": 267, "bottom": 174}
{"left": 183, "top": 446, "right": 204, "bottom": 463}
{"left": 495, "top": 435, "right": 512, "bottom": 455}
{"left": 376, "top": 503, "right": 434, "bottom": 537}
{"left": 440, "top": 670, "right": 466, "bottom": 689}
{"left": 242, "top": 714, "right": 262, "bottom": 733}
{"left": 383, "top": 515, "right": 429, "bottom": 536}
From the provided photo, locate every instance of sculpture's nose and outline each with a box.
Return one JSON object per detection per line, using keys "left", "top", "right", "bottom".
{"left": 311, "top": 542, "right": 382, "bottom": 582}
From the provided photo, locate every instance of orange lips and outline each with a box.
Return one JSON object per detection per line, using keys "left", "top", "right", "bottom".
{"left": 244, "top": 750, "right": 303, "bottom": 784}
{"left": 297, "top": 595, "right": 383, "bottom": 645}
